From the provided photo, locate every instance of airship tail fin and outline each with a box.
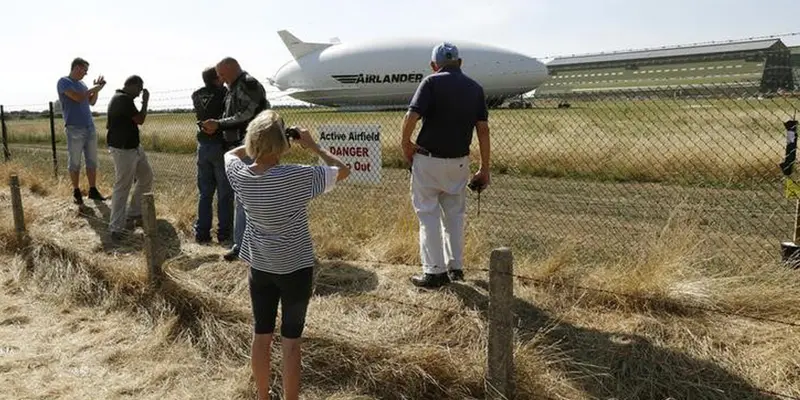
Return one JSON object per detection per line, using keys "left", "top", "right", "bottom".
{"left": 278, "top": 30, "right": 334, "bottom": 60}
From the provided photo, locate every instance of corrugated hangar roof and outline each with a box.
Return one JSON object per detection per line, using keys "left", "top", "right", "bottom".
{"left": 548, "top": 39, "right": 781, "bottom": 67}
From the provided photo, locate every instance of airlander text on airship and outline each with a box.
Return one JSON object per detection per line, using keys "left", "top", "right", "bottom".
{"left": 331, "top": 73, "right": 425, "bottom": 84}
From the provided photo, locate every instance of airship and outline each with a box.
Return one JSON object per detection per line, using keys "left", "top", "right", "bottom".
{"left": 268, "top": 30, "right": 549, "bottom": 109}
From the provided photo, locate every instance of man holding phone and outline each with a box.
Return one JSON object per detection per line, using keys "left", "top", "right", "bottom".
{"left": 56, "top": 57, "right": 108, "bottom": 205}
{"left": 191, "top": 67, "right": 232, "bottom": 245}
{"left": 106, "top": 75, "right": 154, "bottom": 242}
{"left": 201, "top": 57, "right": 270, "bottom": 261}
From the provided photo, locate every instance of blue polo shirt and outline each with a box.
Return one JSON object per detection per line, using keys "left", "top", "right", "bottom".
{"left": 408, "top": 66, "right": 488, "bottom": 158}
{"left": 56, "top": 77, "right": 94, "bottom": 128}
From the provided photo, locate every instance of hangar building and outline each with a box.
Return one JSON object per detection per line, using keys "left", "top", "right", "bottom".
{"left": 792, "top": 46, "right": 800, "bottom": 87}
{"left": 537, "top": 38, "right": 794, "bottom": 97}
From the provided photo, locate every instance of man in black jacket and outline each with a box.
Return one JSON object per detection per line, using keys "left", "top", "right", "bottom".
{"left": 201, "top": 57, "right": 270, "bottom": 260}
{"left": 192, "top": 67, "right": 232, "bottom": 244}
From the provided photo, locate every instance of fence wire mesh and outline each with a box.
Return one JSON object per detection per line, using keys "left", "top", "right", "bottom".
{"left": 2, "top": 48, "right": 800, "bottom": 268}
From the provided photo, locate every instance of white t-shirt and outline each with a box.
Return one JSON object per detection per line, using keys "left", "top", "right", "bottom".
{"left": 224, "top": 154, "right": 338, "bottom": 274}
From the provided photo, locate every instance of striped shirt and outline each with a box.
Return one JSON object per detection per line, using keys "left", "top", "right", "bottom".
{"left": 224, "top": 154, "right": 338, "bottom": 274}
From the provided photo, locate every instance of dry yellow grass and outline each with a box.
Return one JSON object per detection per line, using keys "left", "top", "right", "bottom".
{"left": 0, "top": 162, "right": 799, "bottom": 399}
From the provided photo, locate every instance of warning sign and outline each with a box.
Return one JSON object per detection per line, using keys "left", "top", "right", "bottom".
{"left": 317, "top": 124, "right": 381, "bottom": 184}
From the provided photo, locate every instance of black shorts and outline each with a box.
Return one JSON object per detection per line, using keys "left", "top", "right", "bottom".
{"left": 248, "top": 266, "right": 313, "bottom": 339}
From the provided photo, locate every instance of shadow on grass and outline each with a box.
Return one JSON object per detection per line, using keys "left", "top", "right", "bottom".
{"left": 313, "top": 260, "right": 379, "bottom": 296}
{"left": 446, "top": 280, "right": 777, "bottom": 400}
{"left": 78, "top": 200, "right": 181, "bottom": 262}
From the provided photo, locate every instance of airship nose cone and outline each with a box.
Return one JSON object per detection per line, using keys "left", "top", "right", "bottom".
{"left": 273, "top": 62, "right": 300, "bottom": 90}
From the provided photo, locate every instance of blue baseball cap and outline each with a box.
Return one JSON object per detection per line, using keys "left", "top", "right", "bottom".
{"left": 432, "top": 42, "right": 459, "bottom": 65}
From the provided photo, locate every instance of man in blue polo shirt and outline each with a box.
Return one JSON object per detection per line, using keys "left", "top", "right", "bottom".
{"left": 401, "top": 42, "right": 492, "bottom": 288}
{"left": 56, "top": 57, "right": 108, "bottom": 205}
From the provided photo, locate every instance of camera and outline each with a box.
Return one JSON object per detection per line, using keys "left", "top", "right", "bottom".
{"left": 285, "top": 126, "right": 301, "bottom": 140}
{"left": 468, "top": 179, "right": 485, "bottom": 193}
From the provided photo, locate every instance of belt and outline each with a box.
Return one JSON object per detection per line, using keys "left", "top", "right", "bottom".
{"left": 415, "top": 147, "right": 466, "bottom": 159}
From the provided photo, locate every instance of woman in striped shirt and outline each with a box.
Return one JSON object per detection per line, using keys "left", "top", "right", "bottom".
{"left": 224, "top": 109, "right": 350, "bottom": 400}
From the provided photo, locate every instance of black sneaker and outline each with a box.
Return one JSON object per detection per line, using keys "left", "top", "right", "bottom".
{"left": 110, "top": 231, "right": 126, "bottom": 242}
{"left": 73, "top": 188, "right": 83, "bottom": 205}
{"left": 88, "top": 186, "right": 106, "bottom": 201}
{"left": 223, "top": 247, "right": 239, "bottom": 262}
{"left": 195, "top": 236, "right": 212, "bottom": 245}
{"left": 126, "top": 216, "right": 143, "bottom": 229}
{"left": 410, "top": 272, "right": 450, "bottom": 288}
{"left": 448, "top": 269, "right": 464, "bottom": 282}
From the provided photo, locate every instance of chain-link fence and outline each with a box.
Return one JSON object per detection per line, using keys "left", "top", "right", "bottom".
{"left": 2, "top": 48, "right": 799, "bottom": 268}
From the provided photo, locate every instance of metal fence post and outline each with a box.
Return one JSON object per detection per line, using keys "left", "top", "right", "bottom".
{"left": 142, "top": 193, "right": 163, "bottom": 287}
{"left": 1, "top": 105, "right": 9, "bottom": 162}
{"left": 49, "top": 101, "right": 57, "bottom": 178}
{"left": 487, "top": 247, "right": 515, "bottom": 400}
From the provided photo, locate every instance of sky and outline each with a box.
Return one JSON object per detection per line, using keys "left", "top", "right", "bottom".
{"left": 1, "top": 0, "right": 798, "bottom": 111}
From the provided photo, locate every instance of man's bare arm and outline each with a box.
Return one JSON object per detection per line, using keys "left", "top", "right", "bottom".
{"left": 401, "top": 111, "right": 420, "bottom": 163}
{"left": 476, "top": 120, "right": 490, "bottom": 171}
{"left": 62, "top": 86, "right": 100, "bottom": 103}
{"left": 88, "top": 90, "right": 99, "bottom": 106}
{"left": 401, "top": 111, "right": 420, "bottom": 144}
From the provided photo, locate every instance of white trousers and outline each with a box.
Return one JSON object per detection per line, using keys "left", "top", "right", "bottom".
{"left": 109, "top": 146, "right": 154, "bottom": 233}
{"left": 410, "top": 153, "right": 470, "bottom": 274}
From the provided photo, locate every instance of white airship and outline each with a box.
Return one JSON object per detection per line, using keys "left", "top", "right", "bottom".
{"left": 268, "top": 30, "right": 549, "bottom": 109}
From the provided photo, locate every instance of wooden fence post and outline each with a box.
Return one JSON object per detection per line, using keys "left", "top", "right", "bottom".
{"left": 141, "top": 193, "right": 162, "bottom": 286}
{"left": 9, "top": 173, "right": 33, "bottom": 272}
{"left": 9, "top": 173, "right": 26, "bottom": 240}
{"left": 487, "top": 247, "right": 515, "bottom": 400}
{"left": 9, "top": 174, "right": 26, "bottom": 241}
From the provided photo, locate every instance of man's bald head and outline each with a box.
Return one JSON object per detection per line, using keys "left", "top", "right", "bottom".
{"left": 215, "top": 57, "right": 242, "bottom": 86}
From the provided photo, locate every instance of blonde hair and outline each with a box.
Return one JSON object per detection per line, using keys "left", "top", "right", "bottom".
{"left": 244, "top": 110, "right": 290, "bottom": 159}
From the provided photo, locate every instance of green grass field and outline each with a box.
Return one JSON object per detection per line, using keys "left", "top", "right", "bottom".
{"left": 4, "top": 95, "right": 800, "bottom": 266}
{"left": 5, "top": 96, "right": 799, "bottom": 187}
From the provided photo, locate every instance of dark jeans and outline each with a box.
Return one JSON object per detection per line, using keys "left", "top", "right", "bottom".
{"left": 249, "top": 267, "right": 314, "bottom": 338}
{"left": 193, "top": 141, "right": 233, "bottom": 241}
{"left": 231, "top": 155, "right": 252, "bottom": 253}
